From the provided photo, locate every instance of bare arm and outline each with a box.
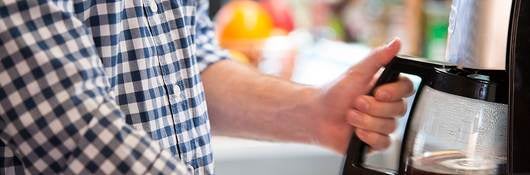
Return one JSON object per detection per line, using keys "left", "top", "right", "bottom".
{"left": 201, "top": 60, "right": 319, "bottom": 143}
{"left": 201, "top": 39, "right": 414, "bottom": 153}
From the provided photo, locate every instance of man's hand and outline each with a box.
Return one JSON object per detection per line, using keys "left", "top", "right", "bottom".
{"left": 310, "top": 38, "right": 414, "bottom": 153}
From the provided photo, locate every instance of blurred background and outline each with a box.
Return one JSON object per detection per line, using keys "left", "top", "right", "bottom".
{"left": 209, "top": 0, "right": 451, "bottom": 174}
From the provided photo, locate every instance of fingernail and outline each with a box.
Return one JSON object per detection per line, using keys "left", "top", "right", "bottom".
{"left": 386, "top": 37, "right": 400, "bottom": 48}
{"left": 355, "top": 98, "right": 370, "bottom": 112}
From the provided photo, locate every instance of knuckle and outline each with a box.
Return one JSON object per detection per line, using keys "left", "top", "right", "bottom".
{"left": 347, "top": 69, "right": 365, "bottom": 80}
{"left": 364, "top": 97, "right": 376, "bottom": 112}
{"left": 357, "top": 114, "right": 367, "bottom": 126}
{"left": 372, "top": 46, "right": 388, "bottom": 57}
{"left": 367, "top": 48, "right": 383, "bottom": 58}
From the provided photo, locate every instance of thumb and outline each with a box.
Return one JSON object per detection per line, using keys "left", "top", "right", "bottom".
{"left": 347, "top": 38, "right": 401, "bottom": 85}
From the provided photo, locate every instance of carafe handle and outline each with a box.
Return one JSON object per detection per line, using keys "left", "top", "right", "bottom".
{"left": 342, "top": 55, "right": 455, "bottom": 175}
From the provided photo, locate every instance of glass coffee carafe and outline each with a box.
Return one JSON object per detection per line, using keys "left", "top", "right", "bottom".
{"left": 405, "top": 86, "right": 507, "bottom": 175}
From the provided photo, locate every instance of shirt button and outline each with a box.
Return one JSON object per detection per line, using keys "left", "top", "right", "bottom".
{"left": 174, "top": 84, "right": 181, "bottom": 93}
{"left": 149, "top": 0, "right": 158, "bottom": 13}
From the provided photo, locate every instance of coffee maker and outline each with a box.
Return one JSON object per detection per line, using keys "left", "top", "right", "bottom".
{"left": 342, "top": 0, "right": 530, "bottom": 174}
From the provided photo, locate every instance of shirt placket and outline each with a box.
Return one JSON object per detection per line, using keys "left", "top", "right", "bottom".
{"left": 141, "top": 0, "right": 195, "bottom": 170}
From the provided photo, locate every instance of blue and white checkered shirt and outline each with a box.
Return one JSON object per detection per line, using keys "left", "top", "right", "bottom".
{"left": 0, "top": 0, "right": 228, "bottom": 174}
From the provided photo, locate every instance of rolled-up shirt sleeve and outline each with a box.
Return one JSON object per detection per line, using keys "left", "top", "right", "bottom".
{"left": 195, "top": 0, "right": 230, "bottom": 72}
{"left": 0, "top": 1, "right": 189, "bottom": 174}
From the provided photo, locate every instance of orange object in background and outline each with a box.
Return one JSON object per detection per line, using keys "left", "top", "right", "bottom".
{"left": 228, "top": 50, "right": 251, "bottom": 64}
{"left": 215, "top": 0, "right": 274, "bottom": 66}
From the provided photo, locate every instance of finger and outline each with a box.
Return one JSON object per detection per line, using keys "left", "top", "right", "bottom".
{"left": 368, "top": 70, "right": 384, "bottom": 88}
{"left": 354, "top": 96, "right": 407, "bottom": 117}
{"left": 346, "top": 38, "right": 401, "bottom": 84}
{"left": 374, "top": 76, "right": 414, "bottom": 102}
{"left": 346, "top": 110, "right": 397, "bottom": 134}
{"left": 355, "top": 128, "right": 391, "bottom": 150}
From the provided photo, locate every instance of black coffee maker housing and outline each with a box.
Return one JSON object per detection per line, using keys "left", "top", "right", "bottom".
{"left": 507, "top": 0, "right": 530, "bottom": 173}
{"left": 341, "top": 0, "right": 530, "bottom": 174}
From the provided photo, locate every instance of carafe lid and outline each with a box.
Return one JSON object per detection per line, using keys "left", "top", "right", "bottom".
{"left": 427, "top": 68, "right": 507, "bottom": 104}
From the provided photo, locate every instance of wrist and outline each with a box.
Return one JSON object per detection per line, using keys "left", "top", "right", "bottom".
{"left": 287, "top": 86, "right": 327, "bottom": 144}
{"left": 294, "top": 86, "right": 354, "bottom": 153}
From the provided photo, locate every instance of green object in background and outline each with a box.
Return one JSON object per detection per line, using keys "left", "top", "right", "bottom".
{"left": 423, "top": 0, "right": 450, "bottom": 61}
{"left": 329, "top": 16, "right": 347, "bottom": 41}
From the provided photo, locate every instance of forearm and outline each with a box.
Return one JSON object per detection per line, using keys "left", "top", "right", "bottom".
{"left": 201, "top": 60, "right": 321, "bottom": 143}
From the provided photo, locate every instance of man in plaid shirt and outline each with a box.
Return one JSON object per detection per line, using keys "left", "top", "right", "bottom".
{"left": 0, "top": 0, "right": 412, "bottom": 174}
